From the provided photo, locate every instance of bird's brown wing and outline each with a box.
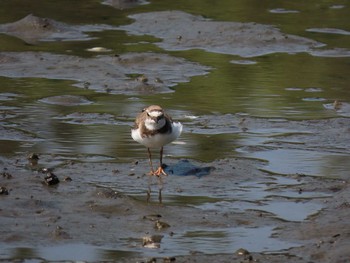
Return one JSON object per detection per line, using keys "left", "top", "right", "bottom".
{"left": 133, "top": 111, "right": 146, "bottom": 130}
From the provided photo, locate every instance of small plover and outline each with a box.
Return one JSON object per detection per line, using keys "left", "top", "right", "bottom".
{"left": 131, "top": 105, "right": 183, "bottom": 176}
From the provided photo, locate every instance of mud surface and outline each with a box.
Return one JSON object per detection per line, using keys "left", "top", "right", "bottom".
{"left": 0, "top": 52, "right": 210, "bottom": 95}
{"left": 0, "top": 2, "right": 350, "bottom": 262}
{"left": 1, "top": 116, "right": 350, "bottom": 262}
{"left": 0, "top": 14, "right": 119, "bottom": 44}
{"left": 119, "top": 10, "right": 325, "bottom": 58}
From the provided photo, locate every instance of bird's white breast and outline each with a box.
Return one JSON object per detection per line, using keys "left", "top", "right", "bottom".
{"left": 131, "top": 122, "right": 183, "bottom": 149}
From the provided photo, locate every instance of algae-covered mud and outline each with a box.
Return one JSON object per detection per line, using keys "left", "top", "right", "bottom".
{"left": 0, "top": 0, "right": 350, "bottom": 262}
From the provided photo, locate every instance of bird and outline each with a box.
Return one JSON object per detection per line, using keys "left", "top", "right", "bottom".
{"left": 131, "top": 105, "right": 183, "bottom": 176}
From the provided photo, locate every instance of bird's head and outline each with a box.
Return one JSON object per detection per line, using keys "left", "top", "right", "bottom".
{"left": 143, "top": 105, "right": 166, "bottom": 130}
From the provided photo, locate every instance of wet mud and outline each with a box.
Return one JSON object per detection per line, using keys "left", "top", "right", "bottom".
{"left": 0, "top": 14, "right": 119, "bottom": 45}
{"left": 1, "top": 116, "right": 350, "bottom": 262}
{"left": 119, "top": 10, "right": 325, "bottom": 58}
{"left": 0, "top": 52, "right": 210, "bottom": 95}
{"left": 0, "top": 4, "right": 350, "bottom": 263}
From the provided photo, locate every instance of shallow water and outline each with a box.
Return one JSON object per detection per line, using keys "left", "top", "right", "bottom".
{"left": 0, "top": 0, "right": 349, "bottom": 261}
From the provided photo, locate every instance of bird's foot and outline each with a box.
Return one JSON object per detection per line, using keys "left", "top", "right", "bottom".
{"left": 150, "top": 166, "right": 167, "bottom": 176}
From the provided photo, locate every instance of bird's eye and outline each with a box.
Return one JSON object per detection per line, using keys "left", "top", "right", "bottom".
{"left": 141, "top": 108, "right": 146, "bottom": 112}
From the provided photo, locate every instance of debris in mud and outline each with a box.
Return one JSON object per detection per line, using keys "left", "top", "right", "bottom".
{"left": 337, "top": 202, "right": 350, "bottom": 209}
{"left": 235, "top": 248, "right": 253, "bottom": 261}
{"left": 52, "top": 226, "right": 70, "bottom": 239}
{"left": 136, "top": 74, "right": 149, "bottom": 83}
{"left": 63, "top": 176, "right": 72, "bottom": 182}
{"left": 155, "top": 220, "right": 170, "bottom": 230}
{"left": 163, "top": 257, "right": 176, "bottom": 262}
{"left": 0, "top": 186, "right": 9, "bottom": 195}
{"left": 1, "top": 172, "right": 12, "bottom": 179}
{"left": 119, "top": 10, "right": 325, "bottom": 57}
{"left": 142, "top": 235, "right": 163, "bottom": 248}
{"left": 96, "top": 188, "right": 123, "bottom": 199}
{"left": 27, "top": 153, "right": 39, "bottom": 166}
{"left": 143, "top": 214, "right": 162, "bottom": 221}
{"left": 0, "top": 52, "right": 210, "bottom": 95}
{"left": 43, "top": 172, "right": 60, "bottom": 186}
{"left": 0, "top": 14, "right": 119, "bottom": 44}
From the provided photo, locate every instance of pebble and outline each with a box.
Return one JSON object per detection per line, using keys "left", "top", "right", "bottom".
{"left": 0, "top": 186, "right": 9, "bottom": 195}
{"left": 1, "top": 172, "right": 12, "bottom": 179}
{"left": 142, "top": 235, "right": 163, "bottom": 248}
{"left": 155, "top": 220, "right": 170, "bottom": 230}
{"left": 235, "top": 248, "right": 253, "bottom": 260}
{"left": 44, "top": 172, "right": 60, "bottom": 186}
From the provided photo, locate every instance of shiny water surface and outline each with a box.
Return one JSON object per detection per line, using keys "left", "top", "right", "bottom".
{"left": 0, "top": 0, "right": 349, "bottom": 261}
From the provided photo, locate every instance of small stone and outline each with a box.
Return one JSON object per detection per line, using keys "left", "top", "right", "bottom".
{"left": 0, "top": 186, "right": 9, "bottom": 195}
{"left": 63, "top": 176, "right": 72, "bottom": 182}
{"left": 155, "top": 220, "right": 170, "bottom": 230}
{"left": 27, "top": 153, "right": 39, "bottom": 166}
{"left": 235, "top": 248, "right": 252, "bottom": 260}
{"left": 1, "top": 172, "right": 12, "bottom": 179}
{"left": 137, "top": 75, "right": 148, "bottom": 83}
{"left": 142, "top": 235, "right": 163, "bottom": 248}
{"left": 44, "top": 172, "right": 60, "bottom": 186}
{"left": 163, "top": 257, "right": 176, "bottom": 262}
{"left": 52, "top": 226, "right": 70, "bottom": 239}
{"left": 28, "top": 153, "right": 39, "bottom": 160}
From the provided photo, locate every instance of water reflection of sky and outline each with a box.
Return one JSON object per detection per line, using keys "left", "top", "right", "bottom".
{"left": 241, "top": 148, "right": 350, "bottom": 178}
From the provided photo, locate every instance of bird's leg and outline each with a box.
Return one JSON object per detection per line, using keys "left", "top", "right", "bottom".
{"left": 147, "top": 148, "right": 155, "bottom": 175}
{"left": 153, "top": 147, "right": 167, "bottom": 176}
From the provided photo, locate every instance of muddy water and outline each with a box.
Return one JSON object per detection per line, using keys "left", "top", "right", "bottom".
{"left": 0, "top": 0, "right": 350, "bottom": 262}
